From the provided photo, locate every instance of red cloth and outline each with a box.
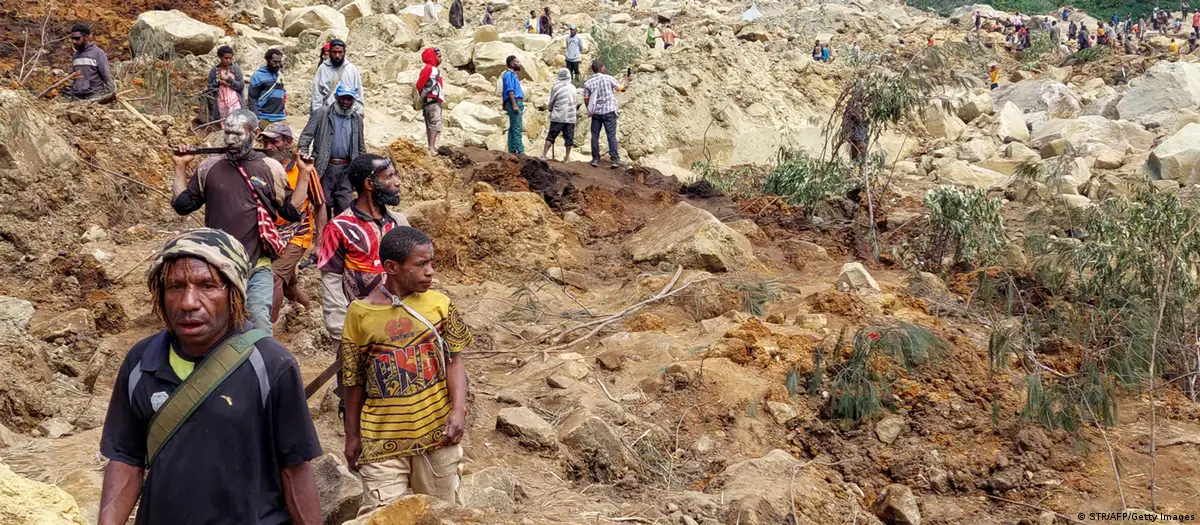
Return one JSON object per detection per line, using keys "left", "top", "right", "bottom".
{"left": 416, "top": 48, "right": 444, "bottom": 103}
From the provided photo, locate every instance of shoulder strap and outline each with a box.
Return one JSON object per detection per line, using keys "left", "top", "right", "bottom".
{"left": 396, "top": 301, "right": 451, "bottom": 378}
{"left": 145, "top": 328, "right": 269, "bottom": 466}
{"left": 327, "top": 65, "right": 346, "bottom": 106}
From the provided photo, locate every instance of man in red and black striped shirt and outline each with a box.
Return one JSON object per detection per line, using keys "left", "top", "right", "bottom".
{"left": 261, "top": 123, "right": 327, "bottom": 324}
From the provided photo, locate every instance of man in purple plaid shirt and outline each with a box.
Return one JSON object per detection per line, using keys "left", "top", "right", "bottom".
{"left": 583, "top": 60, "right": 628, "bottom": 168}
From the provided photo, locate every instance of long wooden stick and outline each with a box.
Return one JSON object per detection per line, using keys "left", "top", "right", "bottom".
{"left": 119, "top": 98, "right": 161, "bottom": 134}
{"left": 305, "top": 341, "right": 343, "bottom": 398}
{"left": 36, "top": 72, "right": 80, "bottom": 98}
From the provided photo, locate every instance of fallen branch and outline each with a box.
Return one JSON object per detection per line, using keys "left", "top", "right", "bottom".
{"left": 549, "top": 266, "right": 683, "bottom": 345}
{"left": 37, "top": 72, "right": 81, "bottom": 99}
{"left": 113, "top": 251, "right": 159, "bottom": 282}
{"left": 544, "top": 267, "right": 704, "bottom": 352}
{"left": 984, "top": 494, "right": 1087, "bottom": 524}
{"left": 119, "top": 98, "right": 162, "bottom": 134}
{"left": 78, "top": 157, "right": 168, "bottom": 196}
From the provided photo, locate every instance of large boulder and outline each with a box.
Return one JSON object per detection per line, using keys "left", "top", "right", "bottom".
{"left": 0, "top": 463, "right": 88, "bottom": 525}
{"left": 338, "top": 0, "right": 373, "bottom": 24}
{"left": 0, "top": 91, "right": 76, "bottom": 175}
{"left": 625, "top": 202, "right": 756, "bottom": 272}
{"left": 473, "top": 25, "right": 501, "bottom": 43}
{"left": 499, "top": 32, "right": 554, "bottom": 52}
{"left": 922, "top": 105, "right": 966, "bottom": 140}
{"left": 1028, "top": 116, "right": 1154, "bottom": 158}
{"left": 447, "top": 101, "right": 506, "bottom": 136}
{"left": 129, "top": 10, "right": 223, "bottom": 57}
{"left": 1116, "top": 62, "right": 1200, "bottom": 124}
{"left": 0, "top": 296, "right": 34, "bottom": 342}
{"left": 957, "top": 88, "right": 994, "bottom": 123}
{"left": 461, "top": 467, "right": 521, "bottom": 511}
{"left": 992, "top": 79, "right": 1082, "bottom": 118}
{"left": 934, "top": 158, "right": 1006, "bottom": 189}
{"left": 283, "top": 6, "right": 347, "bottom": 37}
{"left": 719, "top": 450, "right": 881, "bottom": 524}
{"left": 559, "top": 410, "right": 639, "bottom": 482}
{"left": 443, "top": 38, "right": 474, "bottom": 68}
{"left": 348, "top": 14, "right": 421, "bottom": 51}
{"left": 473, "top": 40, "right": 538, "bottom": 81}
{"left": 313, "top": 453, "right": 362, "bottom": 525}
{"left": 230, "top": 23, "right": 287, "bottom": 46}
{"left": 872, "top": 484, "right": 922, "bottom": 525}
{"left": 994, "top": 101, "right": 1029, "bottom": 143}
{"left": 496, "top": 407, "right": 556, "bottom": 449}
{"left": 1149, "top": 122, "right": 1200, "bottom": 184}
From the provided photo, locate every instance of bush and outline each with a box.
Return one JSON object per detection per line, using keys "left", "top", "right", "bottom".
{"left": 1073, "top": 45, "right": 1109, "bottom": 63}
{"left": 762, "top": 148, "right": 855, "bottom": 215}
{"left": 917, "top": 185, "right": 1007, "bottom": 272}
{"left": 590, "top": 25, "right": 642, "bottom": 77}
{"left": 820, "top": 323, "right": 950, "bottom": 421}
{"left": 1019, "top": 33, "right": 1053, "bottom": 69}
{"left": 694, "top": 162, "right": 767, "bottom": 199}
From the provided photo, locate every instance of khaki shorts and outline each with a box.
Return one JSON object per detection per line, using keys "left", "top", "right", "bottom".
{"left": 357, "top": 444, "right": 464, "bottom": 516}
{"left": 423, "top": 102, "right": 443, "bottom": 132}
{"left": 271, "top": 243, "right": 307, "bottom": 285}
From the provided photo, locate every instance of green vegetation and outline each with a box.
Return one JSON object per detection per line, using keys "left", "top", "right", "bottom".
{"left": 590, "top": 25, "right": 642, "bottom": 78}
{"left": 1019, "top": 33, "right": 1053, "bottom": 69}
{"left": 983, "top": 189, "right": 1200, "bottom": 431}
{"left": 919, "top": 185, "right": 1007, "bottom": 272}
{"left": 694, "top": 162, "right": 765, "bottom": 200}
{"left": 815, "top": 324, "right": 950, "bottom": 421}
{"left": 730, "top": 278, "right": 782, "bottom": 317}
{"left": 761, "top": 149, "right": 856, "bottom": 214}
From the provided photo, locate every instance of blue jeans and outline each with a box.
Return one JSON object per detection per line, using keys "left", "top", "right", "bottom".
{"left": 246, "top": 266, "right": 274, "bottom": 336}
{"left": 590, "top": 112, "right": 619, "bottom": 163}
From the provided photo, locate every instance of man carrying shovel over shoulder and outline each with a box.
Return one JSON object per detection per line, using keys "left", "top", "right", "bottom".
{"left": 306, "top": 153, "right": 408, "bottom": 402}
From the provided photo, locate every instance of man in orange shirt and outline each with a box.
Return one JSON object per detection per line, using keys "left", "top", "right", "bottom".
{"left": 261, "top": 122, "right": 327, "bottom": 323}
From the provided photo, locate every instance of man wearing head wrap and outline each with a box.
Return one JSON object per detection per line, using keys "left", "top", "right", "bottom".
{"left": 171, "top": 109, "right": 312, "bottom": 335}
{"left": 299, "top": 84, "right": 365, "bottom": 217}
{"left": 97, "top": 229, "right": 322, "bottom": 525}
{"left": 542, "top": 68, "right": 578, "bottom": 162}
{"left": 310, "top": 39, "right": 363, "bottom": 114}
{"left": 416, "top": 48, "right": 445, "bottom": 155}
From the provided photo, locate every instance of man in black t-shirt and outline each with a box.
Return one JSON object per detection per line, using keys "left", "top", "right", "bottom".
{"left": 98, "top": 229, "right": 323, "bottom": 525}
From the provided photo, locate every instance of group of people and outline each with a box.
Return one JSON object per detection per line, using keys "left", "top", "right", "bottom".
{"left": 970, "top": 6, "right": 1200, "bottom": 58}
{"left": 100, "top": 88, "right": 471, "bottom": 525}
{"left": 69, "top": 2, "right": 671, "bottom": 520}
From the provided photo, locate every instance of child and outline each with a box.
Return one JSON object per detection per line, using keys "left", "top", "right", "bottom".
{"left": 988, "top": 64, "right": 1000, "bottom": 90}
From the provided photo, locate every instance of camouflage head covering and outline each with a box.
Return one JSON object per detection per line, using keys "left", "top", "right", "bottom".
{"left": 145, "top": 228, "right": 250, "bottom": 295}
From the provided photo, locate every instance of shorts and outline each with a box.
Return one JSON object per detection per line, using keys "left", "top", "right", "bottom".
{"left": 566, "top": 60, "right": 580, "bottom": 75}
{"left": 547, "top": 121, "right": 575, "bottom": 147}
{"left": 663, "top": 43, "right": 673, "bottom": 49}
{"left": 423, "top": 101, "right": 443, "bottom": 132}
{"left": 358, "top": 445, "right": 464, "bottom": 515}
{"left": 271, "top": 243, "right": 307, "bottom": 286}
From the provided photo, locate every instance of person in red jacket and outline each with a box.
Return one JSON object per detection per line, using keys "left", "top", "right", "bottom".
{"left": 416, "top": 48, "right": 444, "bottom": 155}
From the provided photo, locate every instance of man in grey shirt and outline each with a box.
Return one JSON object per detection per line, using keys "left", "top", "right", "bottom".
{"left": 64, "top": 23, "right": 113, "bottom": 100}
{"left": 565, "top": 26, "right": 584, "bottom": 81}
{"left": 299, "top": 85, "right": 365, "bottom": 216}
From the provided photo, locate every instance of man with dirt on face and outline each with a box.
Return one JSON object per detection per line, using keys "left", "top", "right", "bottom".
{"left": 299, "top": 84, "right": 365, "bottom": 217}
{"left": 171, "top": 109, "right": 313, "bottom": 336}
{"left": 316, "top": 154, "right": 409, "bottom": 396}
{"left": 310, "top": 39, "right": 363, "bottom": 114}
{"left": 341, "top": 226, "right": 474, "bottom": 513}
{"left": 261, "top": 122, "right": 327, "bottom": 325}
{"left": 64, "top": 23, "right": 113, "bottom": 101}
{"left": 97, "top": 228, "right": 322, "bottom": 525}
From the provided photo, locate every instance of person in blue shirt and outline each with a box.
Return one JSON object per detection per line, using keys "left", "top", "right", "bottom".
{"left": 1062, "top": 7, "right": 1070, "bottom": 21}
{"left": 247, "top": 48, "right": 287, "bottom": 127}
{"left": 501, "top": 56, "right": 525, "bottom": 155}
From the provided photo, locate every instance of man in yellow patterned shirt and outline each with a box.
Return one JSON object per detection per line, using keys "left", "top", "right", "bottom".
{"left": 341, "top": 226, "right": 473, "bottom": 513}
